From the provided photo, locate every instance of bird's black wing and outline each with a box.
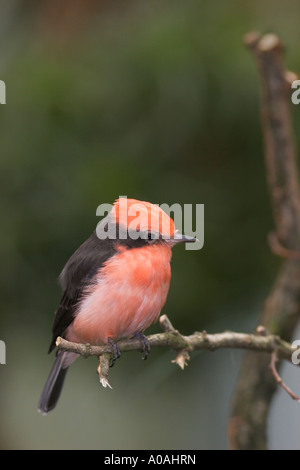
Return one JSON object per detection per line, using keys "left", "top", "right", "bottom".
{"left": 48, "top": 230, "right": 117, "bottom": 353}
{"left": 48, "top": 289, "right": 82, "bottom": 353}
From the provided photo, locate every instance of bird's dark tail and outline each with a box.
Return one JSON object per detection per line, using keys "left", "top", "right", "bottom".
{"left": 38, "top": 350, "right": 73, "bottom": 415}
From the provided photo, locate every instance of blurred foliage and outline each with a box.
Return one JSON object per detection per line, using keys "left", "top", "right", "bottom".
{"left": 1, "top": 0, "right": 300, "bottom": 450}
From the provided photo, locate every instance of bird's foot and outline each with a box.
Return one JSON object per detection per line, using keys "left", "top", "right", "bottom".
{"left": 133, "top": 332, "right": 150, "bottom": 360}
{"left": 107, "top": 337, "right": 121, "bottom": 367}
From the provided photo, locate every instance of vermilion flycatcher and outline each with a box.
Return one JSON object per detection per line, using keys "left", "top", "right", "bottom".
{"left": 38, "top": 198, "right": 196, "bottom": 414}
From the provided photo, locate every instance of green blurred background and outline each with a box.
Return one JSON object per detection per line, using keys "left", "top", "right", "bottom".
{"left": 1, "top": 0, "right": 300, "bottom": 450}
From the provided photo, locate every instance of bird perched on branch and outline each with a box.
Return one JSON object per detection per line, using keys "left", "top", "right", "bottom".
{"left": 38, "top": 198, "right": 196, "bottom": 415}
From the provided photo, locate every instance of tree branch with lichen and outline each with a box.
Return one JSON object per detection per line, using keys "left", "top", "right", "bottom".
{"left": 55, "top": 314, "right": 300, "bottom": 393}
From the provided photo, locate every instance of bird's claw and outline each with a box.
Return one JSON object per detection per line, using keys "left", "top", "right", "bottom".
{"left": 133, "top": 332, "right": 150, "bottom": 360}
{"left": 107, "top": 337, "right": 121, "bottom": 367}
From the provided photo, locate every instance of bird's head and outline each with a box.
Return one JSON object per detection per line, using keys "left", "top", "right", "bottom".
{"left": 108, "top": 198, "right": 197, "bottom": 247}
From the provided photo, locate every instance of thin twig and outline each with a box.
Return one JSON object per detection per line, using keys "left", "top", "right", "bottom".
{"left": 97, "top": 353, "right": 112, "bottom": 389}
{"left": 269, "top": 350, "right": 300, "bottom": 402}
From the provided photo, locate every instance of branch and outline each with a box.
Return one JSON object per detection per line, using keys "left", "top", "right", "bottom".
{"left": 244, "top": 32, "right": 300, "bottom": 244}
{"left": 55, "top": 315, "right": 300, "bottom": 390}
{"left": 270, "top": 350, "right": 300, "bottom": 402}
{"left": 56, "top": 323, "right": 296, "bottom": 361}
{"left": 228, "top": 32, "right": 300, "bottom": 450}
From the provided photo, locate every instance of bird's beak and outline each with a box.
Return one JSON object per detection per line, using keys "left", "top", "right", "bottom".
{"left": 171, "top": 232, "right": 198, "bottom": 244}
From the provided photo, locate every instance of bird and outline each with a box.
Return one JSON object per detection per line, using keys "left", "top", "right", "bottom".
{"left": 38, "top": 198, "right": 196, "bottom": 415}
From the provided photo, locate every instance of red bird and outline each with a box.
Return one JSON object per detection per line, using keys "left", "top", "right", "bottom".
{"left": 38, "top": 198, "right": 196, "bottom": 414}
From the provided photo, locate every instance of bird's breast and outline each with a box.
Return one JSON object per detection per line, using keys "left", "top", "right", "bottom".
{"left": 67, "top": 243, "right": 172, "bottom": 344}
